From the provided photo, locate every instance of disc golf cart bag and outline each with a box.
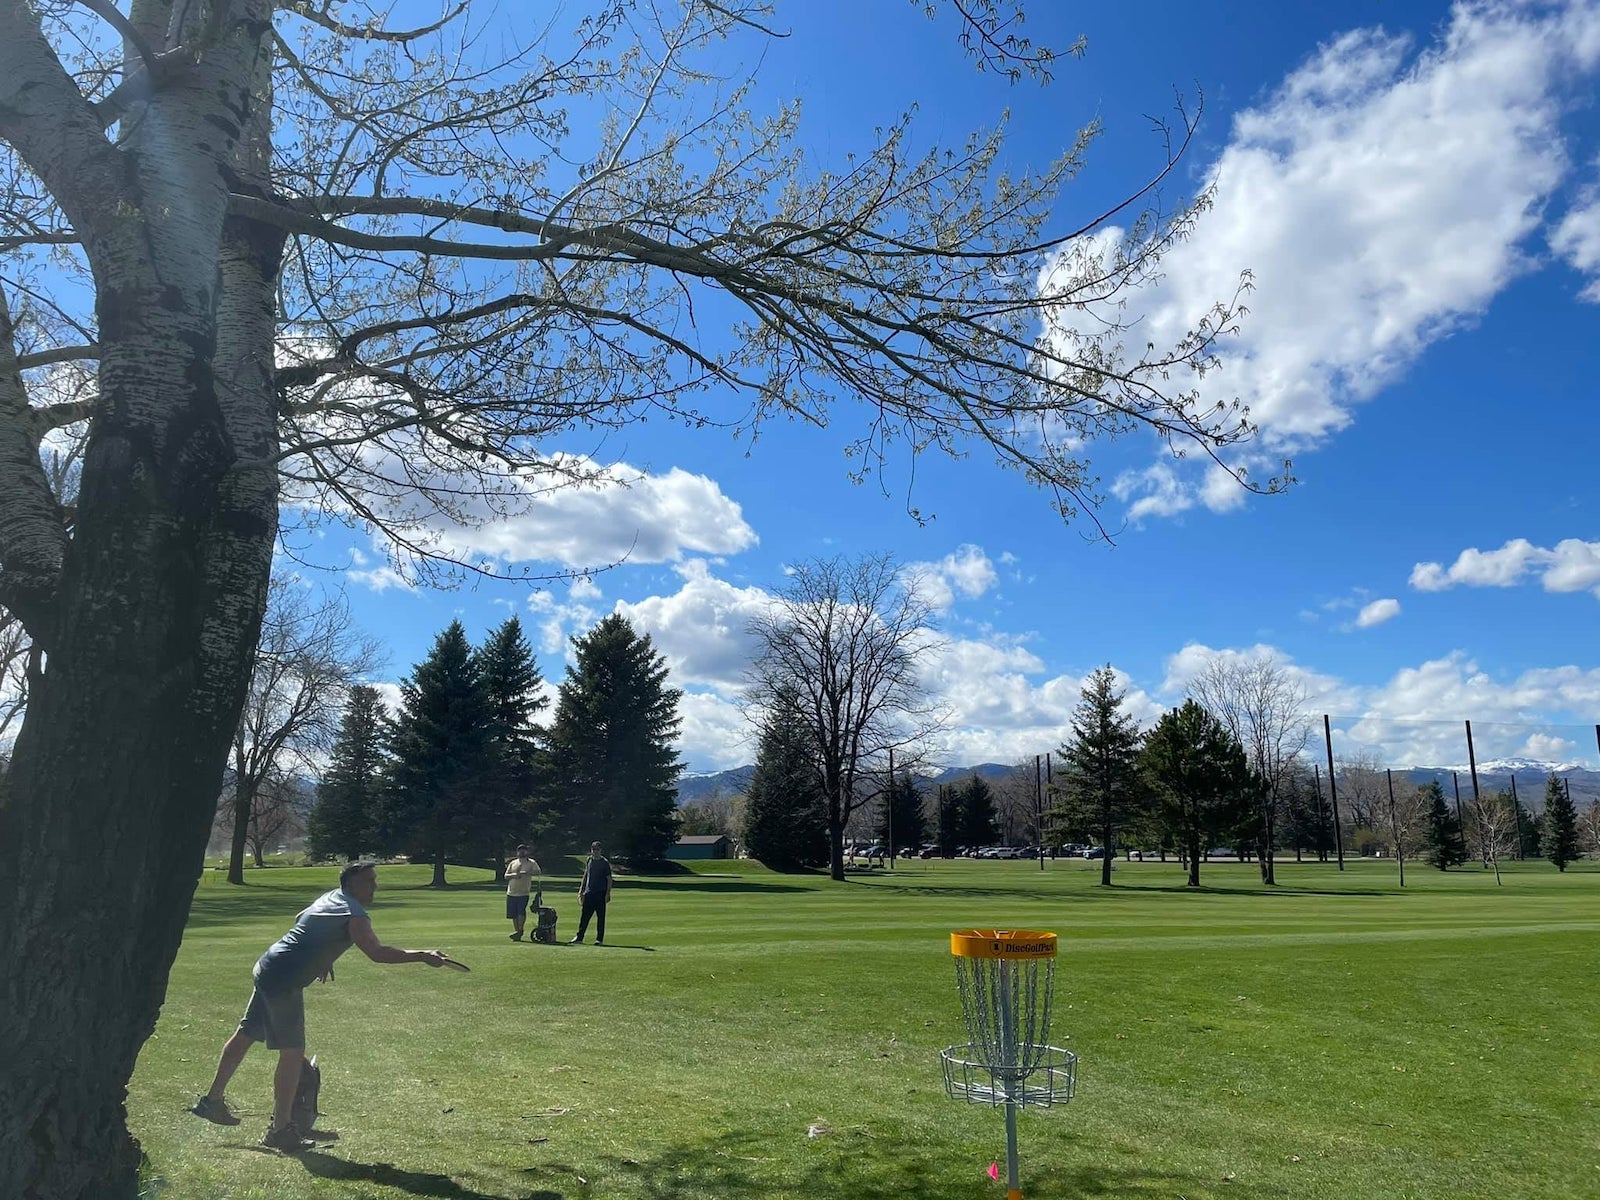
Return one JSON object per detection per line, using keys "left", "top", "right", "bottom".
{"left": 291, "top": 1055, "right": 321, "bottom": 1131}
{"left": 532, "top": 890, "right": 559, "bottom": 944}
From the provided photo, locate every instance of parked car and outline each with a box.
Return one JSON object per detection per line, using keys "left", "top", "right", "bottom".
{"left": 1084, "top": 846, "right": 1105, "bottom": 860}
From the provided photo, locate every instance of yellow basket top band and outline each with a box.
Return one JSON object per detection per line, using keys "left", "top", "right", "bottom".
{"left": 950, "top": 929, "right": 1057, "bottom": 959}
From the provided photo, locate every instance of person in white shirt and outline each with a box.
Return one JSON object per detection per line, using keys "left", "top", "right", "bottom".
{"left": 505, "top": 844, "right": 540, "bottom": 941}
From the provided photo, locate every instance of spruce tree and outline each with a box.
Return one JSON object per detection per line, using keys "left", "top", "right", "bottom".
{"left": 474, "top": 616, "right": 548, "bottom": 872}
{"left": 742, "top": 703, "right": 829, "bottom": 869}
{"left": 1421, "top": 779, "right": 1468, "bottom": 869}
{"left": 1139, "top": 700, "right": 1254, "bottom": 887}
{"left": 877, "top": 770, "right": 926, "bottom": 853}
{"left": 382, "top": 620, "right": 490, "bottom": 886}
{"left": 1541, "top": 773, "right": 1580, "bottom": 872}
{"left": 1055, "top": 665, "right": 1145, "bottom": 885}
{"left": 307, "top": 685, "right": 387, "bottom": 861}
{"left": 958, "top": 774, "right": 998, "bottom": 848}
{"left": 546, "top": 614, "right": 683, "bottom": 863}
{"left": 935, "top": 784, "right": 964, "bottom": 856}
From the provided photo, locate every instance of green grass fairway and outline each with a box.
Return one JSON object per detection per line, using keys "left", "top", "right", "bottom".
{"left": 132, "top": 857, "right": 1600, "bottom": 1199}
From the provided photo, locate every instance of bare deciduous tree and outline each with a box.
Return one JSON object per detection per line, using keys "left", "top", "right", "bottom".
{"left": 1335, "top": 750, "right": 1388, "bottom": 830}
{"left": 0, "top": 3, "right": 1282, "bottom": 1190}
{"left": 1381, "top": 772, "right": 1431, "bottom": 887}
{"left": 223, "top": 573, "right": 383, "bottom": 883}
{"left": 993, "top": 759, "right": 1043, "bottom": 845}
{"left": 1189, "top": 653, "right": 1310, "bottom": 885}
{"left": 747, "top": 554, "right": 944, "bottom": 880}
{"left": 1470, "top": 789, "right": 1518, "bottom": 886}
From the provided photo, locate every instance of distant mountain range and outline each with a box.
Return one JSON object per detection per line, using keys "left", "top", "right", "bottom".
{"left": 677, "top": 761, "right": 1600, "bottom": 807}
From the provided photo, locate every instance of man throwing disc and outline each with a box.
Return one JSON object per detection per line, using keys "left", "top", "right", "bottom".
{"left": 191, "top": 861, "right": 449, "bottom": 1152}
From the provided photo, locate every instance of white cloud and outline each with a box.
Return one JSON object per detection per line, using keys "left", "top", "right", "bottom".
{"left": 286, "top": 429, "right": 757, "bottom": 572}
{"left": 615, "top": 560, "right": 774, "bottom": 695}
{"left": 347, "top": 566, "right": 415, "bottom": 594}
{"left": 1354, "top": 597, "right": 1402, "bottom": 628}
{"left": 1111, "top": 464, "right": 1195, "bottom": 522}
{"left": 438, "top": 461, "right": 757, "bottom": 569}
{"left": 676, "top": 690, "right": 757, "bottom": 771}
{"left": 1340, "top": 652, "right": 1600, "bottom": 766}
{"left": 633, "top": 566, "right": 1600, "bottom": 774}
{"left": 1410, "top": 537, "right": 1600, "bottom": 597}
{"left": 1552, "top": 156, "right": 1600, "bottom": 299}
{"left": 905, "top": 544, "right": 999, "bottom": 611}
{"left": 1053, "top": 1, "right": 1600, "bottom": 519}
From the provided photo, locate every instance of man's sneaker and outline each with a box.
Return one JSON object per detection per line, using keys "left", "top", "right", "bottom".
{"left": 509, "top": 931, "right": 522, "bottom": 940}
{"left": 189, "top": 1095, "right": 240, "bottom": 1126}
{"left": 261, "top": 1123, "right": 316, "bottom": 1153}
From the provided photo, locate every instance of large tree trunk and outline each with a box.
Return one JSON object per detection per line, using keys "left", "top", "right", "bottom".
{"left": 0, "top": 326, "right": 277, "bottom": 1195}
{"left": 828, "top": 813, "right": 846, "bottom": 882}
{"left": 228, "top": 775, "right": 255, "bottom": 884}
{"left": 0, "top": 12, "right": 280, "bottom": 1189}
{"left": 1259, "top": 795, "right": 1278, "bottom": 885}
{"left": 1187, "top": 834, "right": 1202, "bottom": 886}
{"left": 432, "top": 850, "right": 448, "bottom": 888}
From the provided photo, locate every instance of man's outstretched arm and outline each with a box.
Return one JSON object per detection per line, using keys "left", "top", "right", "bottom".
{"left": 350, "top": 917, "right": 446, "bottom": 966}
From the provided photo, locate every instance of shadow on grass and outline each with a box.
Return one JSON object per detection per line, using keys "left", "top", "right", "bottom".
{"left": 614, "top": 879, "right": 811, "bottom": 894}
{"left": 299, "top": 1150, "right": 562, "bottom": 1199}
{"left": 1110, "top": 882, "right": 1391, "bottom": 898}
{"left": 564, "top": 1130, "right": 1249, "bottom": 1200}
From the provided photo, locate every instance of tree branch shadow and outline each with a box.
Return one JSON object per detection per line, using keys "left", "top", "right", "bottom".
{"left": 298, "top": 1149, "right": 558, "bottom": 1199}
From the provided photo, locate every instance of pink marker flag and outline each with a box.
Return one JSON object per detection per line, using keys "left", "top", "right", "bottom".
{"left": 987, "top": 1162, "right": 1000, "bottom": 1181}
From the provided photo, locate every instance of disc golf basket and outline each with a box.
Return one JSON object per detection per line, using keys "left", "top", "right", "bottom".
{"left": 940, "top": 929, "right": 1076, "bottom": 1200}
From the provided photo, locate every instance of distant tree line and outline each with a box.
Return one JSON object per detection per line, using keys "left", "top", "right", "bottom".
{"left": 732, "top": 649, "right": 1594, "bottom": 886}
{"left": 306, "top": 612, "right": 683, "bottom": 881}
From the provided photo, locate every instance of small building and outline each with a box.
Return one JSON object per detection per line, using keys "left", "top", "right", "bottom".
{"left": 670, "top": 834, "right": 733, "bottom": 860}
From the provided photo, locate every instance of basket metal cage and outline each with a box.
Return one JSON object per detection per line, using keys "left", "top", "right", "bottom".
{"left": 940, "top": 1042, "right": 1077, "bottom": 1108}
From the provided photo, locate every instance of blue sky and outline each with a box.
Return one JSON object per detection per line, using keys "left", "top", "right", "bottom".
{"left": 292, "top": 0, "right": 1600, "bottom": 774}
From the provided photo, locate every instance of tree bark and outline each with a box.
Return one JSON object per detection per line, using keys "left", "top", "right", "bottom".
{"left": 1187, "top": 834, "right": 1202, "bottom": 887}
{"left": 0, "top": 8, "right": 278, "bottom": 1191}
{"left": 228, "top": 778, "right": 255, "bottom": 884}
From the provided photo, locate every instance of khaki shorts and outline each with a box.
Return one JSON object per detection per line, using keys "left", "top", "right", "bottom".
{"left": 237, "top": 979, "right": 306, "bottom": 1050}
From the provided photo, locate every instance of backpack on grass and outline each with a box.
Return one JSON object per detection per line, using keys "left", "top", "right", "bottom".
{"left": 291, "top": 1055, "right": 321, "bottom": 1132}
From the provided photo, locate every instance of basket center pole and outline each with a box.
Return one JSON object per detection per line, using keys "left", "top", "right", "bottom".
{"left": 998, "top": 959, "right": 1021, "bottom": 1197}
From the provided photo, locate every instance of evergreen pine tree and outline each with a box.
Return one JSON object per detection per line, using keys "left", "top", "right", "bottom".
{"left": 742, "top": 703, "right": 829, "bottom": 869}
{"left": 1541, "top": 773, "right": 1580, "bottom": 872}
{"left": 473, "top": 616, "right": 548, "bottom": 872}
{"left": 958, "top": 774, "right": 998, "bottom": 848}
{"left": 1421, "top": 779, "right": 1468, "bottom": 869}
{"left": 1139, "top": 700, "right": 1254, "bottom": 887}
{"left": 935, "top": 784, "right": 964, "bottom": 856}
{"left": 1055, "top": 665, "right": 1145, "bottom": 886}
{"left": 382, "top": 620, "right": 490, "bottom": 886}
{"left": 545, "top": 614, "right": 683, "bottom": 863}
{"left": 307, "top": 684, "right": 387, "bottom": 861}
{"left": 877, "top": 770, "right": 926, "bottom": 853}
{"left": 1417, "top": 779, "right": 1466, "bottom": 869}
{"left": 1515, "top": 796, "right": 1542, "bottom": 860}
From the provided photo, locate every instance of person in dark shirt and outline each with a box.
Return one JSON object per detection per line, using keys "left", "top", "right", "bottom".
{"left": 570, "top": 842, "right": 614, "bottom": 945}
{"left": 190, "top": 861, "right": 449, "bottom": 1152}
